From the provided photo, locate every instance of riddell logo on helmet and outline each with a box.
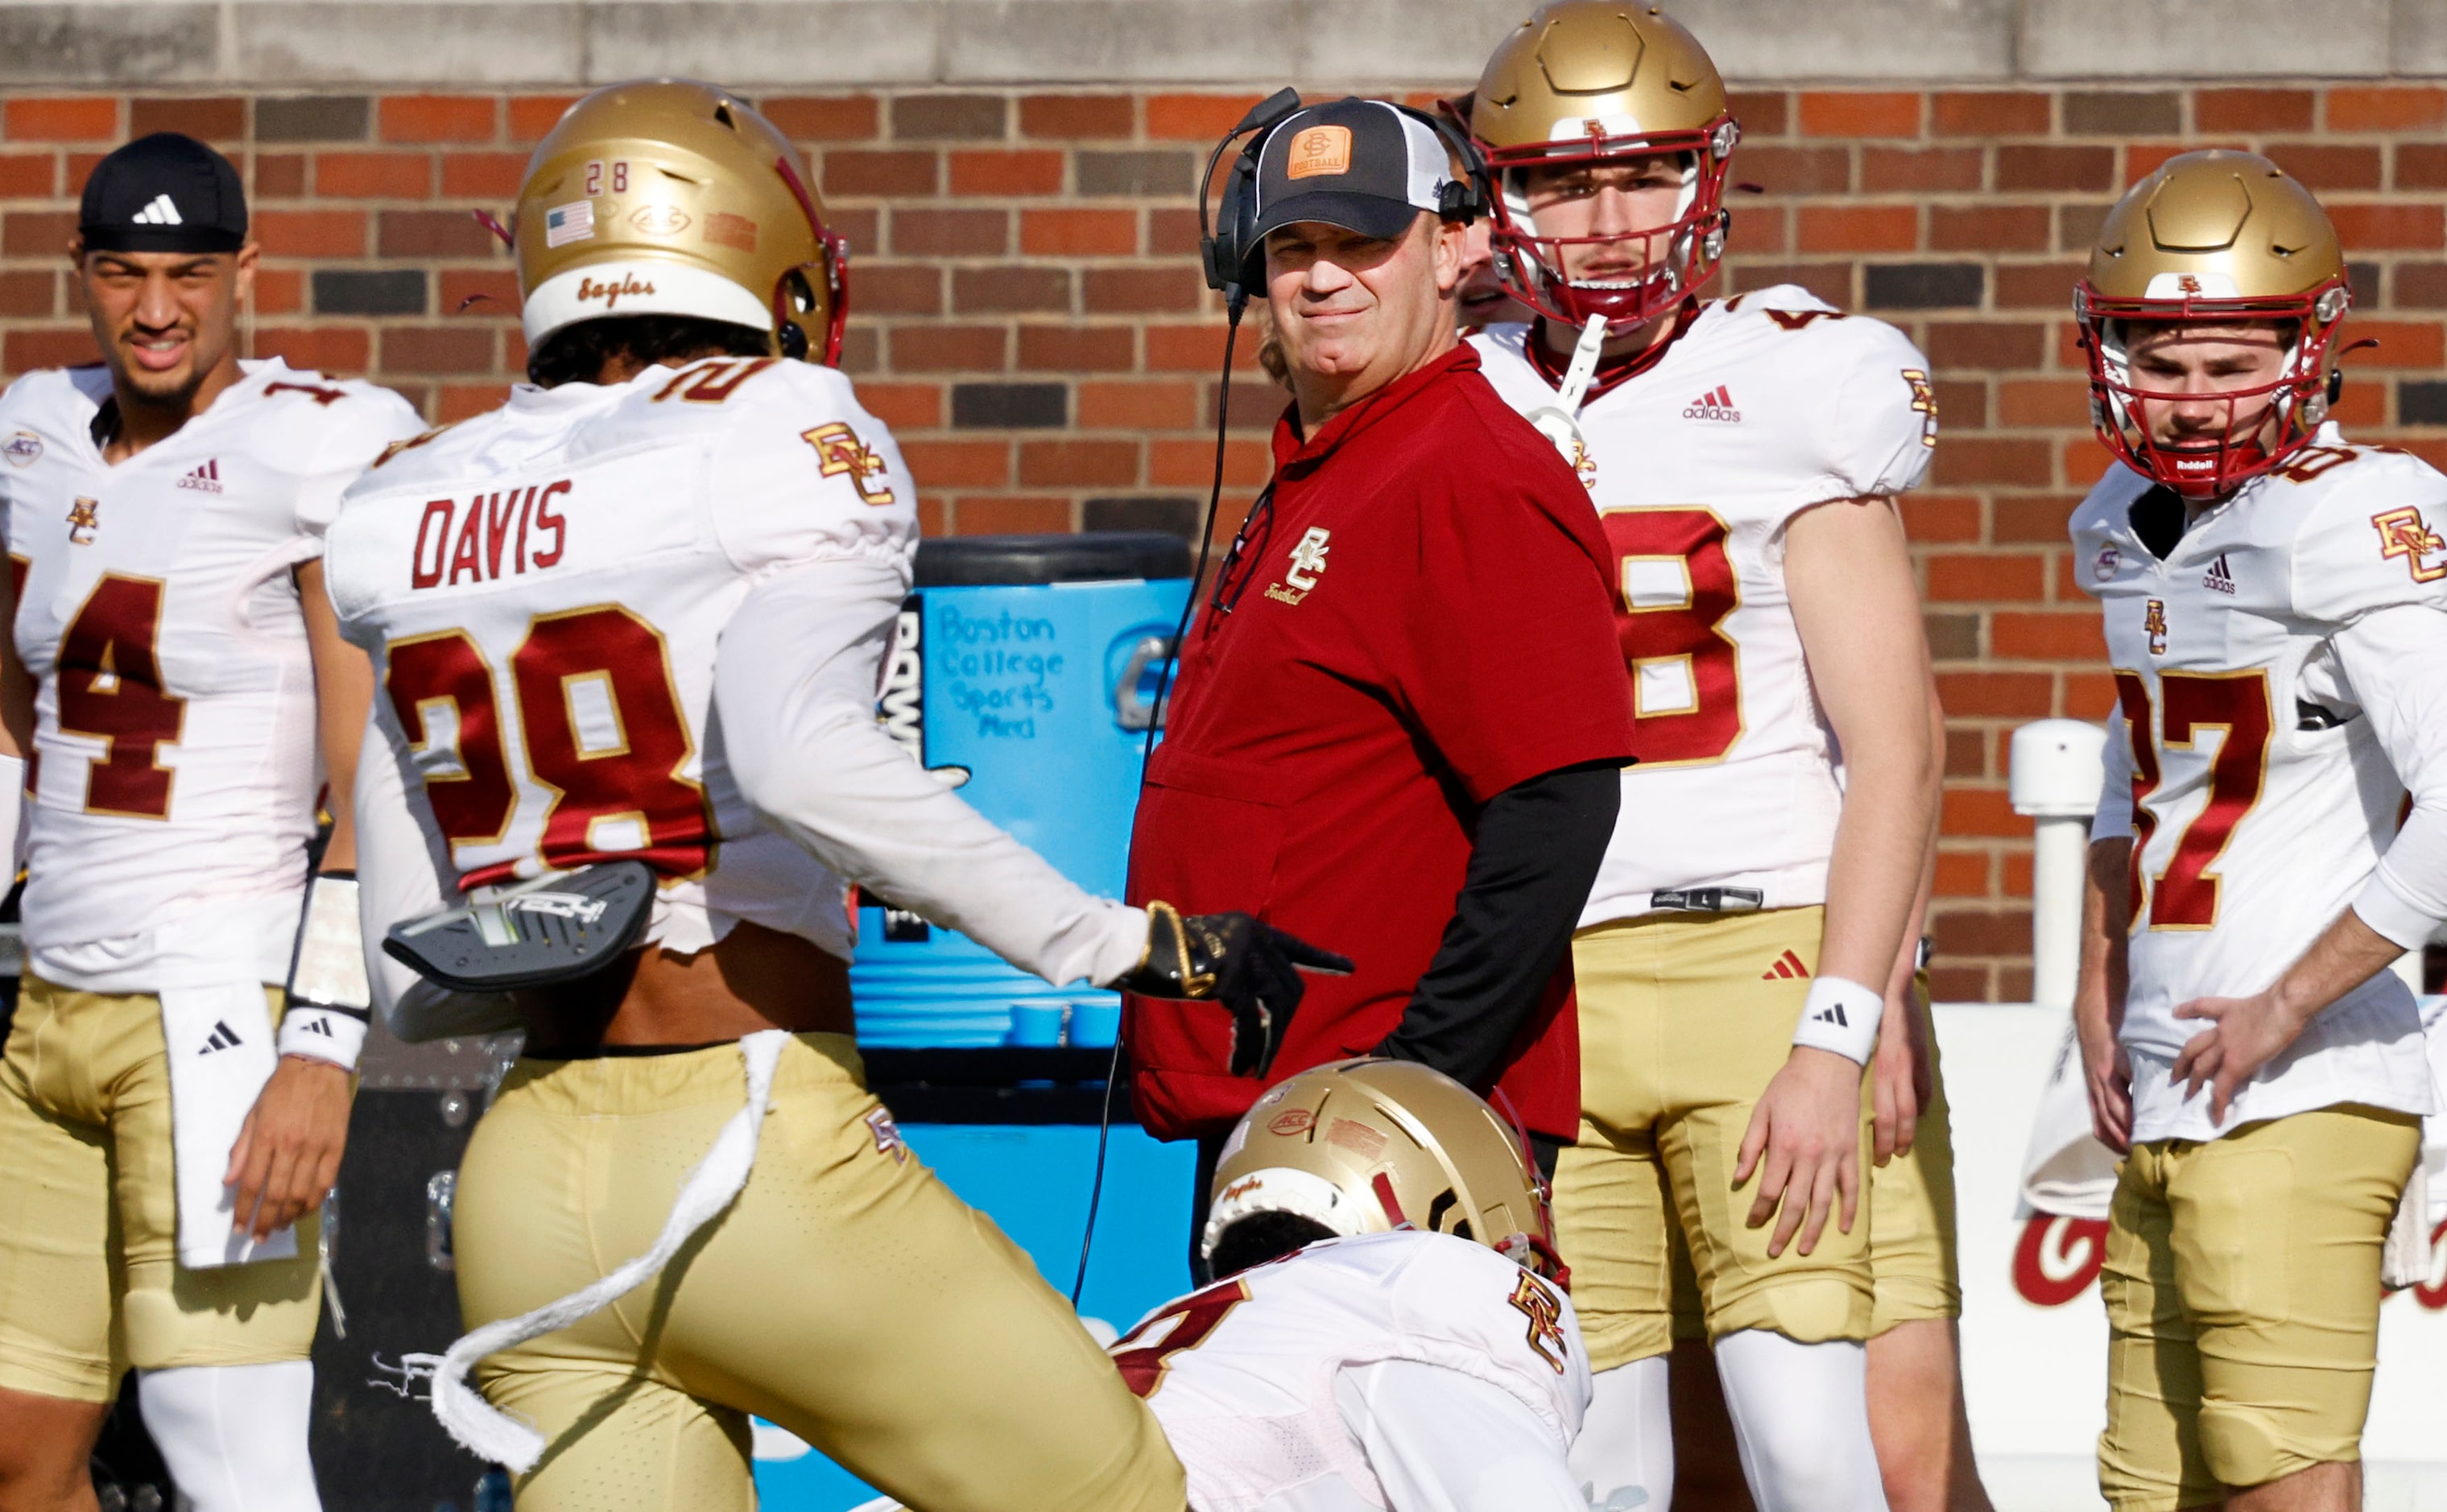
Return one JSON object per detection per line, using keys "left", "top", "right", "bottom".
{"left": 1287, "top": 126, "right": 1352, "bottom": 180}
{"left": 576, "top": 273, "right": 656, "bottom": 308}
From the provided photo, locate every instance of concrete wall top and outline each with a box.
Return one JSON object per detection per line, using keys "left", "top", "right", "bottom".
{"left": 2, "top": 0, "right": 2442, "bottom": 90}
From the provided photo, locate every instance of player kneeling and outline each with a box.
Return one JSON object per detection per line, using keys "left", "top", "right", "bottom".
{"left": 1117, "top": 1060, "right": 1590, "bottom": 1511}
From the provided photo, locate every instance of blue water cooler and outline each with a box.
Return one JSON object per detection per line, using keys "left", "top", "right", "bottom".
{"left": 850, "top": 532, "right": 1192, "bottom": 1047}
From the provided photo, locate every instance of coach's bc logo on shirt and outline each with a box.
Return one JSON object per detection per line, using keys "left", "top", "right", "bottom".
{"left": 1508, "top": 1272, "right": 1569, "bottom": 1374}
{"left": 1264, "top": 527, "right": 1332, "bottom": 606}
{"left": 2372, "top": 506, "right": 2447, "bottom": 584}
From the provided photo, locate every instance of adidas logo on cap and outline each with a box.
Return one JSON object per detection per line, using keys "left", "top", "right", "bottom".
{"left": 130, "top": 193, "right": 183, "bottom": 226}
{"left": 1683, "top": 385, "right": 1741, "bottom": 423}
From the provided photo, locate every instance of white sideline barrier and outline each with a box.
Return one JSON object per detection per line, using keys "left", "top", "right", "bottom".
{"left": 1938, "top": 1002, "right": 2447, "bottom": 1511}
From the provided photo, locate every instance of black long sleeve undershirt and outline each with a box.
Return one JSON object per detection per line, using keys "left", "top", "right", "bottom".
{"left": 1373, "top": 758, "right": 1622, "bottom": 1089}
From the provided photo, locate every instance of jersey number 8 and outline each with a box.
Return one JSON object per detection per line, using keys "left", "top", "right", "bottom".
{"left": 1603, "top": 507, "right": 1742, "bottom": 766}
{"left": 383, "top": 604, "right": 712, "bottom": 887}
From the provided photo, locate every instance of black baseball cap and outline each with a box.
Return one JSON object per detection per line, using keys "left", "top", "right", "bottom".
{"left": 78, "top": 133, "right": 247, "bottom": 255}
{"left": 1248, "top": 97, "right": 1465, "bottom": 246}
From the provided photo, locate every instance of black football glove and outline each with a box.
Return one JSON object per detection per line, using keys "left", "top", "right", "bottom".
{"left": 1114, "top": 901, "right": 1354, "bottom": 1076}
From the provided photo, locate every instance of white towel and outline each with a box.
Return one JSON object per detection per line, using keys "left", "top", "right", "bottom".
{"left": 403, "top": 1029, "right": 790, "bottom": 1472}
{"left": 2019, "top": 1020, "right": 2122, "bottom": 1221}
{"left": 159, "top": 981, "right": 298, "bottom": 1268}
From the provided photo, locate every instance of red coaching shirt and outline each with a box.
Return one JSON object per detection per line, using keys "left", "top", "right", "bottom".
{"left": 1125, "top": 343, "right": 1635, "bottom": 1143}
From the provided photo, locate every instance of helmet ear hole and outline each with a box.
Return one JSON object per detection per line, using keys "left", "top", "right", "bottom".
{"left": 777, "top": 322, "right": 808, "bottom": 361}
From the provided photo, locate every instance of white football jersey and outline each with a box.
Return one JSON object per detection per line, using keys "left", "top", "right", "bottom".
{"left": 322, "top": 357, "right": 916, "bottom": 958}
{"left": 1113, "top": 1230, "right": 1590, "bottom": 1512}
{"left": 1472, "top": 287, "right": 1937, "bottom": 925}
{"left": 0, "top": 360, "right": 420, "bottom": 983}
{"left": 2073, "top": 428, "right": 2447, "bottom": 1141}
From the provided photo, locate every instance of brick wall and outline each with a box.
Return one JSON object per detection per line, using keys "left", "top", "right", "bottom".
{"left": 3, "top": 82, "right": 2444, "bottom": 999}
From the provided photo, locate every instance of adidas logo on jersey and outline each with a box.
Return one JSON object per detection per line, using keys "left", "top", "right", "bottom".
{"left": 1762, "top": 949, "right": 1811, "bottom": 981}
{"left": 177, "top": 458, "right": 223, "bottom": 494}
{"left": 2202, "top": 553, "right": 2236, "bottom": 595}
{"left": 130, "top": 193, "right": 183, "bottom": 226}
{"left": 1683, "top": 385, "right": 1741, "bottom": 423}
{"left": 197, "top": 1020, "right": 242, "bottom": 1054}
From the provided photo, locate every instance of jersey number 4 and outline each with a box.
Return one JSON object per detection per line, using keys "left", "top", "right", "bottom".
{"left": 383, "top": 605, "right": 712, "bottom": 886}
{"left": 1603, "top": 507, "right": 1742, "bottom": 766}
{"left": 2112, "top": 669, "right": 2273, "bottom": 929}
{"left": 56, "top": 573, "right": 184, "bottom": 819}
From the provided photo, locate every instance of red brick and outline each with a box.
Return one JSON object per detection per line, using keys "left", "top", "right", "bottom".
{"left": 2001, "top": 852, "right": 2035, "bottom": 899}
{"left": 1934, "top": 850, "right": 1991, "bottom": 897}
{"left": 825, "top": 150, "right": 938, "bottom": 198}
{"left": 899, "top": 438, "right": 1010, "bottom": 486}
{"left": 854, "top": 381, "right": 943, "bottom": 430}
{"left": 1992, "top": 264, "right": 2086, "bottom": 312}
{"left": 1932, "top": 92, "right": 2050, "bottom": 137}
{"left": 316, "top": 152, "right": 432, "bottom": 199}
{"left": 1990, "top": 611, "right": 2106, "bottom": 660}
{"left": 253, "top": 151, "right": 307, "bottom": 199}
{"left": 0, "top": 153, "right": 54, "bottom": 197}
{"left": 1077, "top": 379, "right": 1195, "bottom": 429}
{"left": 1799, "top": 92, "right": 1920, "bottom": 139}
{"left": 916, "top": 497, "right": 948, "bottom": 536}
{"left": 131, "top": 97, "right": 246, "bottom": 142}
{"left": 439, "top": 269, "right": 521, "bottom": 316}
{"left": 1725, "top": 262, "right": 1852, "bottom": 308}
{"left": 949, "top": 150, "right": 1064, "bottom": 196}
{"left": 1943, "top": 728, "right": 1990, "bottom": 778}
{"left": 1796, "top": 204, "right": 1917, "bottom": 253}
{"left": 1736, "top": 145, "right": 1850, "bottom": 194}
{"left": 1997, "top": 146, "right": 2114, "bottom": 192}
{"left": 1900, "top": 492, "right": 1982, "bottom": 543}
{"left": 1151, "top": 437, "right": 1268, "bottom": 487}
{"left": 2326, "top": 87, "right": 2447, "bottom": 133}
{"left": 1020, "top": 95, "right": 1134, "bottom": 139}
{"left": 251, "top": 327, "right": 371, "bottom": 374}
{"left": 891, "top": 207, "right": 1007, "bottom": 257}
{"left": 2338, "top": 318, "right": 2445, "bottom": 368}
{"left": 4, "top": 98, "right": 117, "bottom": 143}
{"left": 2263, "top": 144, "right": 2383, "bottom": 192}
{"left": 1149, "top": 207, "right": 1202, "bottom": 256}
{"left": 1939, "top": 671, "right": 2057, "bottom": 720}
{"left": 2120, "top": 142, "right": 2215, "bottom": 185}
{"left": 429, "top": 385, "right": 502, "bottom": 422}
{"left": 1860, "top": 147, "right": 1983, "bottom": 193}
{"left": 1997, "top": 378, "right": 2090, "bottom": 428}
{"left": 1147, "top": 94, "right": 1265, "bottom": 142}
{"left": 890, "top": 324, "right": 1007, "bottom": 371}
{"left": 5, "top": 325, "right": 96, "bottom": 370}
{"left": 1927, "top": 552, "right": 2046, "bottom": 602}
{"left": 954, "top": 496, "right": 1073, "bottom": 534}
{"left": 1932, "top": 378, "right": 1986, "bottom": 430}
{"left": 1147, "top": 323, "right": 1234, "bottom": 371}
{"left": 249, "top": 266, "right": 303, "bottom": 316}
{"left": 1930, "top": 903, "right": 2036, "bottom": 951}
{"left": 378, "top": 96, "right": 496, "bottom": 145}
{"left": 253, "top": 209, "right": 367, "bottom": 258}
{"left": 858, "top": 265, "right": 945, "bottom": 316}
{"left": 1018, "top": 439, "right": 1138, "bottom": 486}
{"left": 378, "top": 209, "right": 497, "bottom": 258}
{"left": 442, "top": 151, "right": 528, "bottom": 199}
{"left": 1939, "top": 791, "right": 2027, "bottom": 842}
{"left": 506, "top": 95, "right": 581, "bottom": 143}
{"left": 382, "top": 326, "right": 494, "bottom": 375}
{"left": 2058, "top": 436, "right": 2116, "bottom": 485}
{"left": 1933, "top": 438, "right": 2056, "bottom": 490}
{"left": 0, "top": 271, "right": 53, "bottom": 317}
{"left": 1926, "top": 963, "right": 1993, "bottom": 1002}
{"left": 1929, "top": 204, "right": 2050, "bottom": 253}
{"left": 952, "top": 266, "right": 1068, "bottom": 314}
{"left": 1084, "top": 266, "right": 1200, "bottom": 313}
{"left": 1021, "top": 208, "right": 1137, "bottom": 256}
{"left": 4, "top": 210, "right": 76, "bottom": 258}
{"left": 2399, "top": 263, "right": 2447, "bottom": 308}
{"left": 2193, "top": 89, "right": 2314, "bottom": 133}
{"left": 1019, "top": 324, "right": 1134, "bottom": 372}
{"left": 2328, "top": 203, "right": 2444, "bottom": 250}
{"left": 763, "top": 96, "right": 880, "bottom": 142}
{"left": 1728, "top": 91, "right": 1788, "bottom": 138}
{"left": 2399, "top": 145, "right": 2447, "bottom": 192}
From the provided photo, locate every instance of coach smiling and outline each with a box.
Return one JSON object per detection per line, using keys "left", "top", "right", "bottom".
{"left": 1124, "top": 97, "right": 1638, "bottom": 1269}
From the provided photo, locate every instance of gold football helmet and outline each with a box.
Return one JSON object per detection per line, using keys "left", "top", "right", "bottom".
{"left": 2076, "top": 149, "right": 2350, "bottom": 496}
{"left": 1468, "top": 2, "right": 1737, "bottom": 330}
{"left": 1202, "top": 1059, "right": 1565, "bottom": 1283}
{"left": 506, "top": 80, "right": 848, "bottom": 364}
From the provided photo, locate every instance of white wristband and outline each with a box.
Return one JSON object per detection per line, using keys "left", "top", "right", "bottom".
{"left": 1791, "top": 975, "right": 1884, "bottom": 1066}
{"left": 278, "top": 1006, "right": 368, "bottom": 1071}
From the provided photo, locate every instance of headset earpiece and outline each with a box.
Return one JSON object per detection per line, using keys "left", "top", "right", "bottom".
{"left": 1198, "top": 87, "right": 1304, "bottom": 310}
{"left": 1407, "top": 106, "right": 1494, "bottom": 225}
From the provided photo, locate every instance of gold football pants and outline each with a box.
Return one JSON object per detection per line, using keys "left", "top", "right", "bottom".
{"left": 0, "top": 975, "right": 320, "bottom": 1403}
{"left": 2100, "top": 1104, "right": 2418, "bottom": 1510}
{"left": 1557, "top": 907, "right": 1877, "bottom": 1371}
{"left": 454, "top": 1032, "right": 1184, "bottom": 1512}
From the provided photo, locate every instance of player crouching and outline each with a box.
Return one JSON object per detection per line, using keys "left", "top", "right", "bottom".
{"left": 2070, "top": 151, "right": 2447, "bottom": 1512}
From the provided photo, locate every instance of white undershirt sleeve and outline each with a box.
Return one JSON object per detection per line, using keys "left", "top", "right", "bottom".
{"left": 2332, "top": 604, "right": 2447, "bottom": 948}
{"left": 1333, "top": 1360, "right": 1585, "bottom": 1512}
{"left": 2091, "top": 709, "right": 2135, "bottom": 844}
{"left": 713, "top": 557, "right": 1150, "bottom": 990}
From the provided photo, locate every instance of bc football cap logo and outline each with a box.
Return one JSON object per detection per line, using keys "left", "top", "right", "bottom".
{"left": 1286, "top": 126, "right": 1353, "bottom": 180}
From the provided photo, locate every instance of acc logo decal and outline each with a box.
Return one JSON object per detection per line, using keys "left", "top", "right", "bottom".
{"left": 2372, "top": 506, "right": 2447, "bottom": 584}
{"left": 1266, "top": 1109, "right": 1316, "bottom": 1136}
{"left": 2093, "top": 544, "right": 2120, "bottom": 583}
{"left": 2143, "top": 597, "right": 2168, "bottom": 656}
{"left": 1285, "top": 126, "right": 1352, "bottom": 180}
{"left": 628, "top": 204, "right": 692, "bottom": 237}
{"left": 1902, "top": 368, "right": 1938, "bottom": 448}
{"left": 1507, "top": 1272, "right": 1569, "bottom": 1374}
{"left": 801, "top": 423, "right": 896, "bottom": 506}
{"left": 1265, "top": 527, "right": 1332, "bottom": 605}
{"left": 3, "top": 431, "right": 39, "bottom": 466}
{"left": 66, "top": 497, "right": 98, "bottom": 545}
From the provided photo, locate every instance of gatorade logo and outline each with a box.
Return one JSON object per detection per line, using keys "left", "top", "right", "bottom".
{"left": 1286, "top": 126, "right": 1352, "bottom": 180}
